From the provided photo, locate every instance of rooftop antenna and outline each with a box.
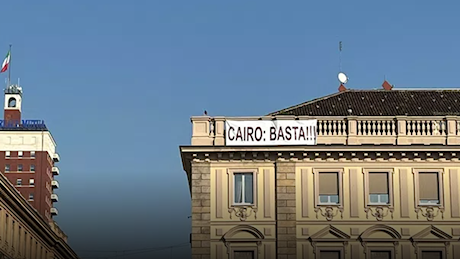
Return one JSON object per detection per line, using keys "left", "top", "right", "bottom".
{"left": 18, "top": 78, "right": 20, "bottom": 86}
{"left": 337, "top": 41, "right": 348, "bottom": 85}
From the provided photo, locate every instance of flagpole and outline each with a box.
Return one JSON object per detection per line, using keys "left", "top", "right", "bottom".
{"left": 8, "top": 44, "right": 11, "bottom": 87}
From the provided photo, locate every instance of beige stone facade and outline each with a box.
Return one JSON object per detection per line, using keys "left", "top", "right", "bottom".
{"left": 0, "top": 172, "right": 77, "bottom": 258}
{"left": 180, "top": 89, "right": 460, "bottom": 259}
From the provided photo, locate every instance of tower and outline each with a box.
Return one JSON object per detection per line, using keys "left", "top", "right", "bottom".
{"left": 0, "top": 83, "right": 60, "bottom": 222}
{"left": 4, "top": 84, "right": 22, "bottom": 125}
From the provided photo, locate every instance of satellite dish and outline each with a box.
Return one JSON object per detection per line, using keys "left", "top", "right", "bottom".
{"left": 338, "top": 72, "right": 348, "bottom": 84}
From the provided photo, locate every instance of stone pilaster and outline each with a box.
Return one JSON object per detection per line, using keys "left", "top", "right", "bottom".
{"left": 276, "top": 162, "right": 297, "bottom": 259}
{"left": 190, "top": 162, "right": 211, "bottom": 259}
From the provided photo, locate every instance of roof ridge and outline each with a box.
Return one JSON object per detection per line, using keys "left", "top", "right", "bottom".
{"left": 267, "top": 90, "right": 347, "bottom": 116}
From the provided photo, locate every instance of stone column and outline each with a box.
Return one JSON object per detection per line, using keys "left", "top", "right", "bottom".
{"left": 191, "top": 162, "right": 211, "bottom": 259}
{"left": 276, "top": 162, "right": 297, "bottom": 259}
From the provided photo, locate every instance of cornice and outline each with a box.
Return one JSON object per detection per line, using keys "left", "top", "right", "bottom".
{"left": 182, "top": 150, "right": 460, "bottom": 164}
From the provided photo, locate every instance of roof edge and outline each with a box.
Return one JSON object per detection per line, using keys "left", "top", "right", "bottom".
{"left": 267, "top": 90, "right": 347, "bottom": 116}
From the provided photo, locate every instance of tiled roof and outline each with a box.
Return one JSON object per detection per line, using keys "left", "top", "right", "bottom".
{"left": 268, "top": 89, "right": 460, "bottom": 117}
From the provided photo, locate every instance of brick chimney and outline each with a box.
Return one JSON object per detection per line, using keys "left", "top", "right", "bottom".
{"left": 338, "top": 83, "right": 347, "bottom": 92}
{"left": 382, "top": 80, "right": 393, "bottom": 90}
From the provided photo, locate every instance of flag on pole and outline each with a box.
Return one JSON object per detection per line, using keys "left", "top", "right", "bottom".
{"left": 1, "top": 50, "right": 10, "bottom": 73}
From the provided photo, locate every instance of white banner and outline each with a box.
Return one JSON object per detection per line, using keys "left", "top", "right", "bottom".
{"left": 225, "top": 120, "right": 317, "bottom": 146}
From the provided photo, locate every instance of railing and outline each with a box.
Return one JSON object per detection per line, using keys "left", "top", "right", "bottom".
{"left": 190, "top": 116, "right": 460, "bottom": 146}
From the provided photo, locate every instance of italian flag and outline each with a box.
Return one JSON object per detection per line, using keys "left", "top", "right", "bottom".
{"left": 1, "top": 51, "right": 10, "bottom": 73}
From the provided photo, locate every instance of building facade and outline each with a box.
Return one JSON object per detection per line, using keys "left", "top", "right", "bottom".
{"left": 0, "top": 168, "right": 77, "bottom": 258}
{"left": 0, "top": 84, "right": 60, "bottom": 222}
{"left": 180, "top": 82, "right": 460, "bottom": 259}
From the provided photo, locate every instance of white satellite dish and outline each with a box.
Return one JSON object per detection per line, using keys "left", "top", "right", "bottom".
{"left": 338, "top": 72, "right": 348, "bottom": 84}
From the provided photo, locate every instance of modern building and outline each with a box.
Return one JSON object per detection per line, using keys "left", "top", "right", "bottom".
{"left": 180, "top": 81, "right": 460, "bottom": 259}
{"left": 0, "top": 169, "right": 77, "bottom": 258}
{"left": 0, "top": 84, "right": 60, "bottom": 222}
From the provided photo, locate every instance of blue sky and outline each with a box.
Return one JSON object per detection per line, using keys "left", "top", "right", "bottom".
{"left": 2, "top": 0, "right": 460, "bottom": 258}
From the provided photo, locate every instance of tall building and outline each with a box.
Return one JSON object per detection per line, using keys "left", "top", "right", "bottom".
{"left": 180, "top": 81, "right": 460, "bottom": 259}
{"left": 0, "top": 84, "right": 60, "bottom": 222}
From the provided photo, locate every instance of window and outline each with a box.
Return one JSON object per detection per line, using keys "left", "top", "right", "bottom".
{"left": 318, "top": 173, "right": 339, "bottom": 204}
{"left": 5, "top": 164, "right": 10, "bottom": 172}
{"left": 370, "top": 250, "right": 392, "bottom": 259}
{"left": 16, "top": 179, "right": 22, "bottom": 186}
{"left": 30, "top": 151, "right": 35, "bottom": 158}
{"left": 234, "top": 173, "right": 254, "bottom": 204}
{"left": 29, "top": 179, "right": 34, "bottom": 186}
{"left": 29, "top": 193, "right": 34, "bottom": 201}
{"left": 17, "top": 164, "right": 23, "bottom": 172}
{"left": 18, "top": 151, "right": 23, "bottom": 158}
{"left": 369, "top": 173, "right": 389, "bottom": 204}
{"left": 30, "top": 164, "right": 35, "bottom": 172}
{"left": 419, "top": 172, "right": 440, "bottom": 205}
{"left": 319, "top": 250, "right": 341, "bottom": 259}
{"left": 421, "top": 250, "right": 443, "bottom": 259}
{"left": 228, "top": 169, "right": 258, "bottom": 209}
{"left": 233, "top": 251, "right": 255, "bottom": 259}
{"left": 5, "top": 151, "right": 10, "bottom": 158}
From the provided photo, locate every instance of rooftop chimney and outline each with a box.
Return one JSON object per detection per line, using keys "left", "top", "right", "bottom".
{"left": 338, "top": 83, "right": 347, "bottom": 92}
{"left": 382, "top": 80, "right": 393, "bottom": 90}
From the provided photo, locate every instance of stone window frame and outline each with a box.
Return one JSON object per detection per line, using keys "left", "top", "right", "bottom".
{"left": 315, "top": 246, "right": 345, "bottom": 259}
{"left": 413, "top": 169, "right": 444, "bottom": 208}
{"left": 313, "top": 168, "right": 344, "bottom": 207}
{"left": 366, "top": 246, "right": 395, "bottom": 259}
{"left": 227, "top": 169, "right": 259, "bottom": 207}
{"left": 417, "top": 246, "right": 447, "bottom": 259}
{"left": 363, "top": 169, "right": 394, "bottom": 207}
{"left": 230, "top": 246, "right": 258, "bottom": 259}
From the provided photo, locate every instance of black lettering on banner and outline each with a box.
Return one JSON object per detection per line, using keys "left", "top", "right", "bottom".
{"left": 270, "top": 127, "right": 276, "bottom": 140}
{"left": 255, "top": 127, "right": 263, "bottom": 141}
{"left": 228, "top": 126, "right": 235, "bottom": 140}
{"left": 236, "top": 127, "right": 243, "bottom": 141}
{"left": 247, "top": 127, "right": 254, "bottom": 141}
{"left": 299, "top": 127, "right": 305, "bottom": 140}
{"left": 277, "top": 127, "right": 284, "bottom": 141}
{"left": 285, "top": 126, "right": 292, "bottom": 140}
{"left": 292, "top": 126, "right": 298, "bottom": 140}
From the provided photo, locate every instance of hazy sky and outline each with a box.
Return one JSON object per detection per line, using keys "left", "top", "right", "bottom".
{"left": 2, "top": 0, "right": 460, "bottom": 258}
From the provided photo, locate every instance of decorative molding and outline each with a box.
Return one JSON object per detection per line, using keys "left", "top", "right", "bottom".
{"left": 228, "top": 206, "right": 258, "bottom": 221}
{"left": 314, "top": 206, "right": 344, "bottom": 221}
{"left": 182, "top": 150, "right": 460, "bottom": 163}
{"left": 364, "top": 206, "right": 394, "bottom": 221}
{"left": 415, "top": 206, "right": 444, "bottom": 221}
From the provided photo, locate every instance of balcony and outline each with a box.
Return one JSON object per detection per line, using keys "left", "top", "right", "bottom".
{"left": 52, "top": 166, "right": 60, "bottom": 176}
{"left": 51, "top": 180, "right": 59, "bottom": 189}
{"left": 190, "top": 116, "right": 460, "bottom": 146}
{"left": 50, "top": 207, "right": 58, "bottom": 216}
{"left": 51, "top": 194, "right": 58, "bottom": 202}
{"left": 53, "top": 153, "right": 60, "bottom": 163}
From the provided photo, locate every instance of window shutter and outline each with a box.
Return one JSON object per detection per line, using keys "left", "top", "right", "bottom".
{"left": 369, "top": 173, "right": 388, "bottom": 194}
{"left": 319, "top": 173, "right": 338, "bottom": 195}
{"left": 419, "top": 173, "right": 439, "bottom": 200}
